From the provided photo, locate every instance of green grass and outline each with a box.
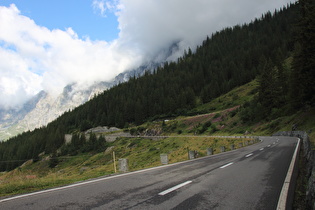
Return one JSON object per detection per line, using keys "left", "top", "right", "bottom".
{"left": 190, "top": 80, "right": 258, "bottom": 114}
{"left": 0, "top": 136, "right": 254, "bottom": 197}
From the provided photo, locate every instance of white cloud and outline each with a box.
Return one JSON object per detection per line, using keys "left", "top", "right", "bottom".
{"left": 116, "top": 0, "right": 294, "bottom": 63}
{"left": 92, "top": 0, "right": 120, "bottom": 17}
{"left": 0, "top": 47, "right": 42, "bottom": 109}
{"left": 0, "top": 4, "right": 140, "bottom": 109}
{"left": 0, "top": 1, "right": 294, "bottom": 109}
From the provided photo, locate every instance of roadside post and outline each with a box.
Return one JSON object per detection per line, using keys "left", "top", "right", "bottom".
{"left": 220, "top": 146, "right": 225, "bottom": 152}
{"left": 118, "top": 158, "right": 129, "bottom": 172}
{"left": 113, "top": 151, "right": 117, "bottom": 173}
{"left": 207, "top": 148, "right": 213, "bottom": 155}
{"left": 160, "top": 154, "right": 168, "bottom": 165}
{"left": 189, "top": 151, "right": 196, "bottom": 160}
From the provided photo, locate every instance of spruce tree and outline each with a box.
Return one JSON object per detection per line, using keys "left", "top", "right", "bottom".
{"left": 257, "top": 57, "right": 275, "bottom": 117}
{"left": 291, "top": 0, "right": 315, "bottom": 108}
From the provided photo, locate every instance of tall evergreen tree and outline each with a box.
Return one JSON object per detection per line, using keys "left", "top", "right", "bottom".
{"left": 257, "top": 58, "right": 276, "bottom": 117}
{"left": 291, "top": 0, "right": 315, "bottom": 108}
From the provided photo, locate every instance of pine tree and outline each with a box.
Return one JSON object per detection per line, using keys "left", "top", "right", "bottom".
{"left": 291, "top": 0, "right": 315, "bottom": 108}
{"left": 257, "top": 57, "right": 277, "bottom": 118}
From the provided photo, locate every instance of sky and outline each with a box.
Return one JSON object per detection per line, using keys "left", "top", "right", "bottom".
{"left": 0, "top": 0, "right": 294, "bottom": 110}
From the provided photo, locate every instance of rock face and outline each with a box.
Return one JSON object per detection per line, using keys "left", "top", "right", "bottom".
{"left": 0, "top": 82, "right": 110, "bottom": 141}
{"left": 0, "top": 91, "right": 46, "bottom": 127}
{"left": 0, "top": 63, "right": 157, "bottom": 141}
{"left": 0, "top": 91, "right": 47, "bottom": 140}
{"left": 84, "top": 126, "right": 121, "bottom": 134}
{"left": 19, "top": 82, "right": 110, "bottom": 132}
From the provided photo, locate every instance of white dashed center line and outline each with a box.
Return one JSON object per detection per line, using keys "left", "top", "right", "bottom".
{"left": 158, "top": 181, "right": 192, "bottom": 196}
{"left": 245, "top": 153, "right": 253, "bottom": 158}
{"left": 220, "top": 162, "right": 234, "bottom": 169}
{"left": 260, "top": 148, "right": 264, "bottom": 151}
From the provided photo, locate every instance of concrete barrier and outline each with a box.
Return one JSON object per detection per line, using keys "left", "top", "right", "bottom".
{"left": 220, "top": 146, "right": 225, "bottom": 153}
{"left": 118, "top": 158, "right": 129, "bottom": 172}
{"left": 160, "top": 154, "right": 168, "bottom": 165}
{"left": 274, "top": 131, "right": 315, "bottom": 209}
{"left": 207, "top": 148, "right": 213, "bottom": 155}
{"left": 189, "top": 151, "right": 196, "bottom": 160}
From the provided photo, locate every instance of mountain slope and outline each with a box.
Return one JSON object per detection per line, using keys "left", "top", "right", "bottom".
{"left": 0, "top": 91, "right": 46, "bottom": 140}
{"left": 0, "top": 82, "right": 109, "bottom": 141}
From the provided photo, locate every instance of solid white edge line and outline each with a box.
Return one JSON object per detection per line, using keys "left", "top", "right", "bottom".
{"left": 276, "top": 138, "right": 300, "bottom": 210}
{"left": 220, "top": 162, "right": 234, "bottom": 169}
{"left": 158, "top": 181, "right": 192, "bottom": 196}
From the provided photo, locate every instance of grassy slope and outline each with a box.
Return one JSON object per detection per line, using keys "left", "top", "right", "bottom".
{"left": 0, "top": 136, "right": 254, "bottom": 197}
{"left": 1, "top": 79, "right": 314, "bottom": 197}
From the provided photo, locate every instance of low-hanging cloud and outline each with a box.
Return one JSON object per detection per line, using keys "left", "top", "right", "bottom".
{"left": 0, "top": 0, "right": 293, "bottom": 109}
{"left": 116, "top": 0, "right": 294, "bottom": 63}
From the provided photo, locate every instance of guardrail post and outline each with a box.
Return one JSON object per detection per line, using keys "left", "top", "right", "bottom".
{"left": 230, "top": 144, "right": 235, "bottom": 150}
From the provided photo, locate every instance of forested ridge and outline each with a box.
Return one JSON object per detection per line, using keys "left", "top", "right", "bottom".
{"left": 240, "top": 0, "right": 315, "bottom": 123}
{"left": 0, "top": 3, "right": 303, "bottom": 171}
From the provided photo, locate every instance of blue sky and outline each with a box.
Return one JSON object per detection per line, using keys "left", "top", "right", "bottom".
{"left": 1, "top": 0, "right": 119, "bottom": 41}
{"left": 0, "top": 0, "right": 294, "bottom": 109}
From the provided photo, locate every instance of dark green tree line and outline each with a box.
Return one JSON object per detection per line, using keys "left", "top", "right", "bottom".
{"left": 291, "top": 0, "right": 315, "bottom": 109}
{"left": 240, "top": 0, "right": 315, "bottom": 123}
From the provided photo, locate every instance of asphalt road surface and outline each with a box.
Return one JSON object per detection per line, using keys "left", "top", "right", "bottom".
{"left": 0, "top": 136, "right": 299, "bottom": 210}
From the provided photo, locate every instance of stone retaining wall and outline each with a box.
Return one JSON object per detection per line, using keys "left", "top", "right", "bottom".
{"left": 274, "top": 131, "right": 315, "bottom": 209}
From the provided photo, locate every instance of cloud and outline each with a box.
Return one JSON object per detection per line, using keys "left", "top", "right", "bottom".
{"left": 0, "top": 1, "right": 294, "bottom": 109}
{"left": 0, "top": 4, "right": 140, "bottom": 109}
{"left": 116, "top": 0, "right": 294, "bottom": 63}
{"left": 92, "top": 0, "right": 120, "bottom": 17}
{"left": 0, "top": 48, "right": 42, "bottom": 109}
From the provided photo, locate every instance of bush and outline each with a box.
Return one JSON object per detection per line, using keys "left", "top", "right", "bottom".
{"left": 229, "top": 109, "right": 238, "bottom": 117}
{"left": 49, "top": 153, "right": 59, "bottom": 168}
{"left": 210, "top": 124, "right": 218, "bottom": 133}
{"left": 214, "top": 113, "right": 221, "bottom": 118}
{"left": 129, "top": 128, "right": 137, "bottom": 135}
{"left": 149, "top": 147, "right": 156, "bottom": 152}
